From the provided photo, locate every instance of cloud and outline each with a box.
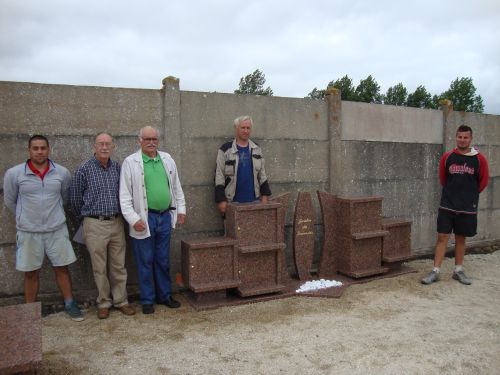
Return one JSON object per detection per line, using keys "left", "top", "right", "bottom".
{"left": 1, "top": 0, "right": 499, "bottom": 113}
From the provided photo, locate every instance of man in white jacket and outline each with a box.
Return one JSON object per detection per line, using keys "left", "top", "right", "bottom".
{"left": 119, "top": 126, "right": 186, "bottom": 314}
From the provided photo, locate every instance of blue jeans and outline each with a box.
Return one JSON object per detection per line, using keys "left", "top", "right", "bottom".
{"left": 132, "top": 212, "right": 172, "bottom": 305}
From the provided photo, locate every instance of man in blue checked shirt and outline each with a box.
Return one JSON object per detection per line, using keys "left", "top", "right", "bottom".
{"left": 70, "top": 132, "right": 135, "bottom": 319}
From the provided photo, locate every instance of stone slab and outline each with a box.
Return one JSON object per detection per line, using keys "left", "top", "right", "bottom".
{"left": 182, "top": 266, "right": 417, "bottom": 310}
{"left": 0, "top": 302, "right": 42, "bottom": 375}
{"left": 293, "top": 192, "right": 315, "bottom": 280}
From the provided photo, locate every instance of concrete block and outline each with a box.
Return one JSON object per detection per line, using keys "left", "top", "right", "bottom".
{"left": 262, "top": 139, "right": 329, "bottom": 184}
{"left": 180, "top": 91, "right": 328, "bottom": 140}
{"left": 342, "top": 101, "right": 443, "bottom": 144}
{"left": 0, "top": 198, "right": 16, "bottom": 245}
{"left": 0, "top": 82, "right": 162, "bottom": 136}
{"left": 0, "top": 244, "right": 23, "bottom": 296}
{"left": 181, "top": 185, "right": 224, "bottom": 233}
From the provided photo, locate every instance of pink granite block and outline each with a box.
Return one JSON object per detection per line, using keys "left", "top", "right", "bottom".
{"left": 181, "top": 237, "right": 240, "bottom": 293}
{"left": 225, "top": 202, "right": 282, "bottom": 246}
{"left": 0, "top": 302, "right": 42, "bottom": 375}
{"left": 237, "top": 243, "right": 286, "bottom": 297}
{"left": 335, "top": 196, "right": 383, "bottom": 234}
{"left": 381, "top": 218, "right": 413, "bottom": 263}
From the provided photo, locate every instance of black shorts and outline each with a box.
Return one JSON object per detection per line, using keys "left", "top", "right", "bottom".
{"left": 437, "top": 209, "right": 477, "bottom": 237}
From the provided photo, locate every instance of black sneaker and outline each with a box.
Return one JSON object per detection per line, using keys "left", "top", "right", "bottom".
{"left": 159, "top": 296, "right": 181, "bottom": 309}
{"left": 142, "top": 304, "right": 155, "bottom": 314}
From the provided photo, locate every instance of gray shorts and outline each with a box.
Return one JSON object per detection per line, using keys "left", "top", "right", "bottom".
{"left": 16, "top": 225, "right": 77, "bottom": 272}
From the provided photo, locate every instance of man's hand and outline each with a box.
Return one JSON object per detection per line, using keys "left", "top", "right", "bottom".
{"left": 177, "top": 214, "right": 186, "bottom": 226}
{"left": 217, "top": 201, "right": 227, "bottom": 216}
{"left": 260, "top": 195, "right": 269, "bottom": 204}
{"left": 133, "top": 219, "right": 146, "bottom": 232}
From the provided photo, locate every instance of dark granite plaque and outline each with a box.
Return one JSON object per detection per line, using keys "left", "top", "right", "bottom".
{"left": 293, "top": 192, "right": 315, "bottom": 280}
{"left": 0, "top": 302, "right": 42, "bottom": 375}
{"left": 237, "top": 243, "right": 286, "bottom": 297}
{"left": 225, "top": 202, "right": 282, "bottom": 246}
{"left": 317, "top": 191, "right": 337, "bottom": 278}
{"left": 181, "top": 237, "right": 240, "bottom": 293}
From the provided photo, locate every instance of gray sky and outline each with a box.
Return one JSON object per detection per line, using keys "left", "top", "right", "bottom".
{"left": 1, "top": 0, "right": 499, "bottom": 114}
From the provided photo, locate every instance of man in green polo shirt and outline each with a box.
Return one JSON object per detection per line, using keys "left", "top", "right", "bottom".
{"left": 120, "top": 126, "right": 186, "bottom": 314}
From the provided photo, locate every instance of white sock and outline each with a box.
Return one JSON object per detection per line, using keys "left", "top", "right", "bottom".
{"left": 455, "top": 265, "right": 463, "bottom": 272}
{"left": 433, "top": 267, "right": 440, "bottom": 273}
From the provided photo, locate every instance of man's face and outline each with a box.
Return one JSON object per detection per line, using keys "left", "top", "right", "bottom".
{"left": 94, "top": 133, "right": 114, "bottom": 161}
{"left": 139, "top": 128, "right": 159, "bottom": 156}
{"left": 235, "top": 119, "right": 252, "bottom": 142}
{"left": 456, "top": 131, "right": 472, "bottom": 151}
{"left": 28, "top": 139, "right": 49, "bottom": 165}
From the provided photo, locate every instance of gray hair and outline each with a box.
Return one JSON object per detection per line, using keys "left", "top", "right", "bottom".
{"left": 138, "top": 126, "right": 160, "bottom": 139}
{"left": 233, "top": 115, "right": 253, "bottom": 128}
{"left": 94, "top": 132, "right": 113, "bottom": 143}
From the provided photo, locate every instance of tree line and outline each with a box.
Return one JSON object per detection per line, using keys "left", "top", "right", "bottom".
{"left": 234, "top": 69, "right": 484, "bottom": 113}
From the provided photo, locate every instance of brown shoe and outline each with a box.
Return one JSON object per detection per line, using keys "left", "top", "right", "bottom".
{"left": 97, "top": 307, "right": 110, "bottom": 319}
{"left": 117, "top": 304, "right": 136, "bottom": 316}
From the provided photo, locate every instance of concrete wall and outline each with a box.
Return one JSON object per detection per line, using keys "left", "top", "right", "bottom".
{"left": 1, "top": 79, "right": 499, "bottom": 300}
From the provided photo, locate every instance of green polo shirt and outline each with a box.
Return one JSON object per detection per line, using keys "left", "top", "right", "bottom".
{"left": 142, "top": 152, "right": 171, "bottom": 210}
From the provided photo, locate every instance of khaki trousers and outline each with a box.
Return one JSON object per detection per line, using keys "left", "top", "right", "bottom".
{"left": 83, "top": 217, "right": 128, "bottom": 308}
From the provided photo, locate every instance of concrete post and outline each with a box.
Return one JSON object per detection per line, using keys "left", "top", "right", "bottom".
{"left": 325, "top": 88, "right": 342, "bottom": 194}
{"left": 440, "top": 99, "right": 454, "bottom": 153}
{"left": 161, "top": 76, "right": 182, "bottom": 171}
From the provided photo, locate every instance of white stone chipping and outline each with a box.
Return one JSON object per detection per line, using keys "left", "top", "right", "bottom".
{"left": 295, "top": 279, "right": 343, "bottom": 293}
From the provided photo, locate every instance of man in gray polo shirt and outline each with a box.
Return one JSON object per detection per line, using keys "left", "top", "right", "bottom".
{"left": 3, "top": 135, "right": 83, "bottom": 321}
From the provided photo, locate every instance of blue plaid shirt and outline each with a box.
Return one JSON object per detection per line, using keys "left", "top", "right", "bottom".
{"left": 70, "top": 156, "right": 121, "bottom": 218}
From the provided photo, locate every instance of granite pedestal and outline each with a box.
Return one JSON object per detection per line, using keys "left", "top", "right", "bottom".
{"left": 181, "top": 237, "right": 240, "bottom": 302}
{"left": 382, "top": 218, "right": 413, "bottom": 271}
{"left": 0, "top": 302, "right": 42, "bottom": 375}
{"left": 334, "top": 196, "right": 389, "bottom": 278}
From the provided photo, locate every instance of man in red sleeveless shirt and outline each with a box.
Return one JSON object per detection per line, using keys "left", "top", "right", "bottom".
{"left": 422, "top": 125, "right": 489, "bottom": 285}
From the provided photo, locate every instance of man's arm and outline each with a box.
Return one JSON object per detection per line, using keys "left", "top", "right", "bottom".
{"left": 257, "top": 154, "right": 272, "bottom": 197}
{"left": 60, "top": 167, "right": 72, "bottom": 206}
{"left": 438, "top": 152, "right": 451, "bottom": 187}
{"left": 3, "top": 168, "right": 18, "bottom": 213}
{"left": 119, "top": 159, "right": 141, "bottom": 227}
{"left": 214, "top": 149, "right": 228, "bottom": 203}
{"left": 69, "top": 168, "right": 86, "bottom": 218}
{"left": 478, "top": 153, "right": 490, "bottom": 193}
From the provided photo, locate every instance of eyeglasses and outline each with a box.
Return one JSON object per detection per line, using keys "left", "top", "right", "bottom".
{"left": 95, "top": 142, "right": 114, "bottom": 148}
{"left": 141, "top": 137, "right": 159, "bottom": 142}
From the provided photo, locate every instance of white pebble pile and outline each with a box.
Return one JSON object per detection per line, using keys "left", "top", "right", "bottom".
{"left": 295, "top": 279, "right": 343, "bottom": 293}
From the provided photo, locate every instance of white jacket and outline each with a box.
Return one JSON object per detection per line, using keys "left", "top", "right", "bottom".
{"left": 119, "top": 150, "right": 186, "bottom": 239}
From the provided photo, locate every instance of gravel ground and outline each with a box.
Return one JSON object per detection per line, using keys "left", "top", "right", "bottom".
{"left": 40, "top": 251, "right": 500, "bottom": 375}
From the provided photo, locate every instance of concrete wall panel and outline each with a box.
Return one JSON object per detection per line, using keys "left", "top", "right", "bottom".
{"left": 180, "top": 91, "right": 328, "bottom": 140}
{"left": 0, "top": 82, "right": 161, "bottom": 136}
{"left": 342, "top": 101, "right": 443, "bottom": 143}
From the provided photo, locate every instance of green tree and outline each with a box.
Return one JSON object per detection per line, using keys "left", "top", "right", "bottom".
{"left": 327, "top": 75, "right": 357, "bottom": 101}
{"left": 383, "top": 83, "right": 408, "bottom": 106}
{"left": 234, "top": 69, "right": 273, "bottom": 96}
{"left": 407, "top": 85, "right": 433, "bottom": 108}
{"left": 354, "top": 75, "right": 382, "bottom": 103}
{"left": 307, "top": 87, "right": 325, "bottom": 99}
{"left": 440, "top": 77, "right": 483, "bottom": 113}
